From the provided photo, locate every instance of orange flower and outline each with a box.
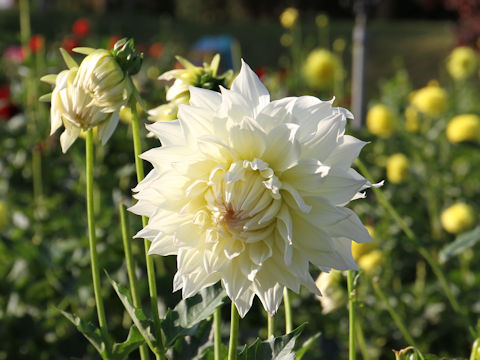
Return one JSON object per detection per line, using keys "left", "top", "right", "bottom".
{"left": 29, "top": 34, "right": 44, "bottom": 54}
{"left": 72, "top": 18, "right": 91, "bottom": 38}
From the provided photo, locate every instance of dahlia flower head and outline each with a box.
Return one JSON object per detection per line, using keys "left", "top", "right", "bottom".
{"left": 131, "top": 60, "right": 380, "bottom": 317}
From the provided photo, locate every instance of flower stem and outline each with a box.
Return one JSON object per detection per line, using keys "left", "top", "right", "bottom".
{"left": 372, "top": 277, "right": 421, "bottom": 354}
{"left": 129, "top": 102, "right": 165, "bottom": 359}
{"left": 86, "top": 129, "right": 111, "bottom": 353}
{"left": 119, "top": 202, "right": 150, "bottom": 360}
{"left": 267, "top": 313, "right": 274, "bottom": 338}
{"left": 355, "top": 159, "right": 461, "bottom": 313}
{"left": 228, "top": 302, "right": 239, "bottom": 360}
{"left": 347, "top": 270, "right": 356, "bottom": 360}
{"left": 214, "top": 306, "right": 222, "bottom": 360}
{"left": 283, "top": 288, "right": 293, "bottom": 334}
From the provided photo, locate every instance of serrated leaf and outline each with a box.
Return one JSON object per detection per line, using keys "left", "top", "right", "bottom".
{"left": 296, "top": 332, "right": 321, "bottom": 360}
{"left": 40, "top": 74, "right": 57, "bottom": 84}
{"left": 439, "top": 225, "right": 480, "bottom": 263}
{"left": 59, "top": 309, "right": 108, "bottom": 358}
{"left": 73, "top": 47, "right": 95, "bottom": 55}
{"left": 112, "top": 325, "right": 145, "bottom": 360}
{"left": 59, "top": 48, "right": 78, "bottom": 69}
{"left": 39, "top": 93, "right": 52, "bottom": 102}
{"left": 172, "top": 318, "right": 218, "bottom": 360}
{"left": 238, "top": 323, "right": 307, "bottom": 360}
{"left": 161, "top": 286, "right": 226, "bottom": 347}
{"left": 108, "top": 275, "right": 158, "bottom": 354}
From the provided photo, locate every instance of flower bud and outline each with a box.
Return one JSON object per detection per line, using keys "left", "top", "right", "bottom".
{"left": 447, "top": 46, "right": 478, "bottom": 80}
{"left": 386, "top": 153, "right": 409, "bottom": 184}
{"left": 446, "top": 114, "right": 480, "bottom": 144}
{"left": 441, "top": 203, "right": 475, "bottom": 234}
{"left": 366, "top": 104, "right": 395, "bottom": 138}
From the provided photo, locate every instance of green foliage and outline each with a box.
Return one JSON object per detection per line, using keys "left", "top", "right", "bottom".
{"left": 439, "top": 226, "right": 480, "bottom": 263}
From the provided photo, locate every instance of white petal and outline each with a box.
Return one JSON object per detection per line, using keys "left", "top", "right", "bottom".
{"left": 323, "top": 135, "right": 368, "bottom": 169}
{"left": 188, "top": 86, "right": 222, "bottom": 111}
{"left": 317, "top": 168, "right": 367, "bottom": 205}
{"left": 231, "top": 59, "right": 270, "bottom": 117}
{"left": 98, "top": 113, "right": 119, "bottom": 145}
{"left": 146, "top": 120, "right": 184, "bottom": 146}
{"left": 59, "top": 126, "right": 80, "bottom": 153}
{"left": 262, "top": 123, "right": 301, "bottom": 172}
{"left": 324, "top": 208, "right": 373, "bottom": 244}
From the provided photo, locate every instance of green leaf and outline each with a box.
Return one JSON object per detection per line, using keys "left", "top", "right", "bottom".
{"left": 295, "top": 332, "right": 321, "bottom": 360}
{"left": 161, "top": 286, "right": 227, "bottom": 347}
{"left": 112, "top": 325, "right": 145, "bottom": 360}
{"left": 40, "top": 74, "right": 57, "bottom": 84}
{"left": 238, "top": 323, "right": 307, "bottom": 360}
{"left": 59, "top": 48, "right": 78, "bottom": 69}
{"left": 39, "top": 93, "right": 52, "bottom": 102}
{"left": 439, "top": 225, "right": 480, "bottom": 263}
{"left": 73, "top": 47, "right": 95, "bottom": 55}
{"left": 108, "top": 275, "right": 158, "bottom": 354}
{"left": 59, "top": 309, "right": 108, "bottom": 358}
{"left": 172, "top": 319, "right": 221, "bottom": 360}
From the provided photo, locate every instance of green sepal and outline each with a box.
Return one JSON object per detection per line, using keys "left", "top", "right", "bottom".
{"left": 295, "top": 332, "right": 321, "bottom": 360}
{"left": 73, "top": 47, "right": 96, "bottom": 55}
{"left": 108, "top": 274, "right": 159, "bottom": 355}
{"left": 238, "top": 323, "right": 307, "bottom": 360}
{"left": 40, "top": 74, "right": 57, "bottom": 84}
{"left": 59, "top": 309, "right": 109, "bottom": 358}
{"left": 161, "top": 285, "right": 227, "bottom": 347}
{"left": 39, "top": 93, "right": 52, "bottom": 102}
{"left": 112, "top": 325, "right": 145, "bottom": 360}
{"left": 59, "top": 48, "right": 79, "bottom": 69}
{"left": 439, "top": 225, "right": 480, "bottom": 263}
{"left": 111, "top": 38, "right": 143, "bottom": 75}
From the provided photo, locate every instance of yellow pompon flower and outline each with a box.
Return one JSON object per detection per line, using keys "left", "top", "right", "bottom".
{"left": 351, "top": 225, "right": 376, "bottom": 261}
{"left": 447, "top": 46, "right": 478, "bottom": 80}
{"left": 441, "top": 203, "right": 475, "bottom": 234}
{"left": 404, "top": 106, "right": 419, "bottom": 132}
{"left": 410, "top": 83, "right": 447, "bottom": 117}
{"left": 366, "top": 104, "right": 395, "bottom": 138}
{"left": 386, "top": 153, "right": 409, "bottom": 184}
{"left": 315, "top": 270, "right": 345, "bottom": 314}
{"left": 303, "top": 49, "right": 339, "bottom": 89}
{"left": 280, "top": 33, "right": 293, "bottom": 47}
{"left": 0, "top": 200, "right": 8, "bottom": 231}
{"left": 280, "top": 7, "right": 299, "bottom": 29}
{"left": 49, "top": 68, "right": 118, "bottom": 153}
{"left": 446, "top": 114, "right": 480, "bottom": 143}
{"left": 315, "top": 14, "right": 329, "bottom": 28}
{"left": 333, "top": 38, "right": 346, "bottom": 53}
{"left": 358, "top": 250, "right": 382, "bottom": 274}
{"left": 130, "top": 60, "right": 379, "bottom": 317}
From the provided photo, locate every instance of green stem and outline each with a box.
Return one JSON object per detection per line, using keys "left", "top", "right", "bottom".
{"left": 227, "top": 302, "right": 239, "bottom": 360}
{"left": 355, "top": 159, "right": 461, "bottom": 313}
{"left": 267, "top": 313, "right": 274, "bottom": 338}
{"left": 119, "top": 203, "right": 150, "bottom": 360}
{"left": 86, "top": 129, "right": 111, "bottom": 354}
{"left": 214, "top": 306, "right": 222, "bottom": 360}
{"left": 130, "top": 102, "right": 165, "bottom": 359}
{"left": 372, "top": 278, "right": 421, "bottom": 355}
{"left": 347, "top": 270, "right": 356, "bottom": 360}
{"left": 19, "top": 0, "right": 31, "bottom": 58}
{"left": 355, "top": 320, "right": 371, "bottom": 360}
{"left": 283, "top": 288, "right": 293, "bottom": 334}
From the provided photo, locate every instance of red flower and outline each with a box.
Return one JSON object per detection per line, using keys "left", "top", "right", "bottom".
{"left": 61, "top": 36, "right": 79, "bottom": 53}
{"left": 72, "top": 18, "right": 90, "bottom": 38}
{"left": 148, "top": 42, "right": 164, "bottom": 59}
{"left": 254, "top": 66, "right": 267, "bottom": 80}
{"left": 29, "top": 34, "right": 45, "bottom": 54}
{"left": 0, "top": 85, "right": 19, "bottom": 121}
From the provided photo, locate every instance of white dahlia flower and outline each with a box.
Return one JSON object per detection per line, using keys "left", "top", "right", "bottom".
{"left": 130, "top": 60, "right": 379, "bottom": 317}
{"left": 50, "top": 68, "right": 119, "bottom": 153}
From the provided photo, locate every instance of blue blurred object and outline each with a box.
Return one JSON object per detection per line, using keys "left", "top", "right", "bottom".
{"left": 190, "top": 35, "right": 240, "bottom": 72}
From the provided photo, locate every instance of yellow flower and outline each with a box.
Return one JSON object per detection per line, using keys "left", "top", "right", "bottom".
{"left": 303, "top": 49, "right": 339, "bottom": 89}
{"left": 333, "top": 38, "right": 346, "bottom": 53}
{"left": 0, "top": 201, "right": 8, "bottom": 231}
{"left": 447, "top": 46, "right": 478, "bottom": 80}
{"left": 358, "top": 250, "right": 382, "bottom": 274}
{"left": 315, "top": 270, "right": 345, "bottom": 314}
{"left": 351, "top": 225, "right": 376, "bottom": 260}
{"left": 280, "top": 33, "right": 293, "bottom": 47}
{"left": 404, "top": 106, "right": 419, "bottom": 132}
{"left": 119, "top": 103, "right": 143, "bottom": 124}
{"left": 279, "top": 7, "right": 298, "bottom": 29}
{"left": 386, "top": 153, "right": 409, "bottom": 184}
{"left": 441, "top": 203, "right": 475, "bottom": 234}
{"left": 446, "top": 114, "right": 480, "bottom": 143}
{"left": 410, "top": 83, "right": 447, "bottom": 117}
{"left": 366, "top": 104, "right": 395, "bottom": 138}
